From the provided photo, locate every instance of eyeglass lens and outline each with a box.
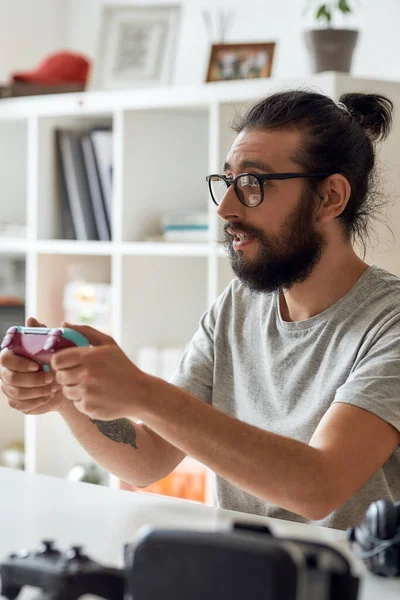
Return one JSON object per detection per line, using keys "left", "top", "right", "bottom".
{"left": 210, "top": 175, "right": 262, "bottom": 206}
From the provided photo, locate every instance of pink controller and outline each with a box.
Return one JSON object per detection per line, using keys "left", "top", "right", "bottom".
{"left": 1, "top": 327, "right": 88, "bottom": 371}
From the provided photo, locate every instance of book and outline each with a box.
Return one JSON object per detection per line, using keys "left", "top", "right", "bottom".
{"left": 90, "top": 128, "right": 113, "bottom": 230}
{"left": 55, "top": 131, "right": 76, "bottom": 240}
{"left": 56, "top": 130, "right": 99, "bottom": 241}
{"left": 81, "top": 133, "right": 111, "bottom": 241}
{"left": 160, "top": 211, "right": 209, "bottom": 242}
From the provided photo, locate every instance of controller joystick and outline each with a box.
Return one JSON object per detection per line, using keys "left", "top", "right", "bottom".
{"left": 37, "top": 540, "right": 61, "bottom": 556}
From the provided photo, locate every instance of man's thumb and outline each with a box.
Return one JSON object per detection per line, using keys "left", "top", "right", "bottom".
{"left": 61, "top": 322, "right": 116, "bottom": 347}
{"left": 26, "top": 317, "right": 47, "bottom": 328}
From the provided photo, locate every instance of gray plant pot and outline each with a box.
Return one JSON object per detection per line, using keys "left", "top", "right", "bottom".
{"left": 304, "top": 29, "right": 359, "bottom": 73}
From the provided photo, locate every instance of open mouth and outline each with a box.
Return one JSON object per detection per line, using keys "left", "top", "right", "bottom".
{"left": 233, "top": 233, "right": 253, "bottom": 242}
{"left": 229, "top": 231, "right": 256, "bottom": 250}
{"left": 227, "top": 227, "right": 255, "bottom": 240}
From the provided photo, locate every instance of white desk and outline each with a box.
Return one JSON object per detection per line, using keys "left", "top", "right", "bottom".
{"left": 0, "top": 467, "right": 399, "bottom": 600}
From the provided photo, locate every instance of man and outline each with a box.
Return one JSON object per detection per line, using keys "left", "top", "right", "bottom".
{"left": 1, "top": 90, "right": 400, "bottom": 530}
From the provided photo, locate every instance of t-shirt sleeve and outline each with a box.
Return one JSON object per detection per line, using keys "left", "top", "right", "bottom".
{"left": 333, "top": 314, "right": 400, "bottom": 433}
{"left": 169, "top": 284, "right": 232, "bottom": 404}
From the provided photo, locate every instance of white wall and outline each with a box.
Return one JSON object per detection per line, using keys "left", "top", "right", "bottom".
{"left": 1, "top": 1, "right": 399, "bottom": 87}
{"left": 0, "top": 0, "right": 69, "bottom": 83}
{"left": 66, "top": 0, "right": 400, "bottom": 86}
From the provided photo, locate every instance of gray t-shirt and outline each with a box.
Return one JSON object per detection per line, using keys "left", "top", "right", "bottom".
{"left": 170, "top": 264, "right": 400, "bottom": 530}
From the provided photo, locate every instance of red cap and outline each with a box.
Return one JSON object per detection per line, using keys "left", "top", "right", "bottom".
{"left": 11, "top": 50, "right": 90, "bottom": 85}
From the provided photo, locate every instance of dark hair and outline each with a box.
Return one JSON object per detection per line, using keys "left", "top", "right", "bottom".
{"left": 233, "top": 90, "right": 394, "bottom": 255}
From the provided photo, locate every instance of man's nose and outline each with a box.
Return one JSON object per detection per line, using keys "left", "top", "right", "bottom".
{"left": 216, "top": 184, "right": 243, "bottom": 221}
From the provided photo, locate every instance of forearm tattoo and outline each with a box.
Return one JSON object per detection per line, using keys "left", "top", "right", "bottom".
{"left": 90, "top": 418, "right": 138, "bottom": 449}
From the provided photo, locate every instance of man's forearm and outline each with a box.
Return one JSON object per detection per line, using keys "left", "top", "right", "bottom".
{"left": 59, "top": 400, "right": 185, "bottom": 487}
{"left": 137, "top": 378, "right": 330, "bottom": 520}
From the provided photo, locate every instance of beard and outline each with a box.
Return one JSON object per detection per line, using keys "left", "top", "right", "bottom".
{"left": 220, "top": 187, "right": 327, "bottom": 294}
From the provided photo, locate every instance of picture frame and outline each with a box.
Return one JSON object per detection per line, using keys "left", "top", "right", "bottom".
{"left": 89, "top": 3, "right": 181, "bottom": 90}
{"left": 206, "top": 42, "right": 276, "bottom": 83}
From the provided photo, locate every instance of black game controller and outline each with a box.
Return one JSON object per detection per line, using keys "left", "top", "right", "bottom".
{"left": 0, "top": 540, "right": 125, "bottom": 600}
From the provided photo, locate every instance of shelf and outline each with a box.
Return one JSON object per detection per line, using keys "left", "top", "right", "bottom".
{"left": 0, "top": 73, "right": 364, "bottom": 121}
{"left": 0, "top": 239, "right": 28, "bottom": 255}
{"left": 121, "top": 241, "right": 211, "bottom": 257}
{"left": 2, "top": 240, "right": 213, "bottom": 257}
{"left": 0, "top": 239, "right": 219, "bottom": 258}
{"left": 35, "top": 240, "right": 114, "bottom": 255}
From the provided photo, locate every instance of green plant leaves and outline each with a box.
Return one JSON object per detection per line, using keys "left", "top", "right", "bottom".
{"left": 316, "top": 4, "right": 332, "bottom": 24}
{"left": 307, "top": 1, "right": 353, "bottom": 24}
{"left": 338, "top": 0, "right": 352, "bottom": 12}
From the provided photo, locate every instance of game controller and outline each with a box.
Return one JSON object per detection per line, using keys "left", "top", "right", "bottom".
{"left": 0, "top": 539, "right": 125, "bottom": 600}
{"left": 0, "top": 326, "right": 90, "bottom": 372}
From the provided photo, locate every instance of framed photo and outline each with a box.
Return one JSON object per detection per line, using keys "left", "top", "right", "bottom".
{"left": 89, "top": 4, "right": 181, "bottom": 90}
{"left": 206, "top": 43, "right": 276, "bottom": 83}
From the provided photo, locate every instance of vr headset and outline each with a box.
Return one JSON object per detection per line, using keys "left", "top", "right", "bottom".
{"left": 124, "top": 499, "right": 400, "bottom": 599}
{"left": 124, "top": 522, "right": 360, "bottom": 600}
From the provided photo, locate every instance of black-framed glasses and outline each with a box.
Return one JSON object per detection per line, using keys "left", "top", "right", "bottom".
{"left": 206, "top": 172, "right": 335, "bottom": 208}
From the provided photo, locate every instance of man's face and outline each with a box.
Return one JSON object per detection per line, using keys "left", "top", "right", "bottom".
{"left": 217, "top": 128, "right": 327, "bottom": 294}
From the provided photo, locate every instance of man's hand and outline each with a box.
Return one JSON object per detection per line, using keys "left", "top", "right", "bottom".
{"left": 0, "top": 319, "right": 121, "bottom": 416}
{"left": 61, "top": 322, "right": 118, "bottom": 349}
{"left": 0, "top": 317, "right": 64, "bottom": 415}
{"left": 51, "top": 329, "right": 149, "bottom": 422}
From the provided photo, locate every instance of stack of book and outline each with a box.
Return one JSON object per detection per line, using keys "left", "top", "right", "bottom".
{"left": 161, "top": 211, "right": 209, "bottom": 242}
{"left": 145, "top": 211, "right": 209, "bottom": 243}
{"left": 56, "top": 128, "right": 113, "bottom": 241}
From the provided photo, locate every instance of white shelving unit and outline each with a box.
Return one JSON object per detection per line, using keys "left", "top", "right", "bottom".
{"left": 2, "top": 73, "right": 400, "bottom": 505}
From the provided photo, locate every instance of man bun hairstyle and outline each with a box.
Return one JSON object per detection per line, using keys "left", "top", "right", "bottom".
{"left": 339, "top": 92, "right": 393, "bottom": 141}
{"left": 233, "top": 90, "right": 394, "bottom": 255}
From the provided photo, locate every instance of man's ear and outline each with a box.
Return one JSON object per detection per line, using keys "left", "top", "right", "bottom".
{"left": 317, "top": 174, "right": 351, "bottom": 223}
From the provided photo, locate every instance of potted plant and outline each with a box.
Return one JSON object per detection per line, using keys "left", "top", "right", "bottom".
{"left": 304, "top": 1, "right": 359, "bottom": 73}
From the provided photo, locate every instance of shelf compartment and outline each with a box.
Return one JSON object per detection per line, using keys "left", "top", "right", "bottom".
{"left": 122, "top": 108, "right": 210, "bottom": 242}
{"left": 120, "top": 255, "right": 208, "bottom": 371}
{"left": 36, "top": 253, "right": 111, "bottom": 328}
{"left": 0, "top": 120, "right": 27, "bottom": 240}
{"left": 36, "top": 115, "right": 113, "bottom": 241}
